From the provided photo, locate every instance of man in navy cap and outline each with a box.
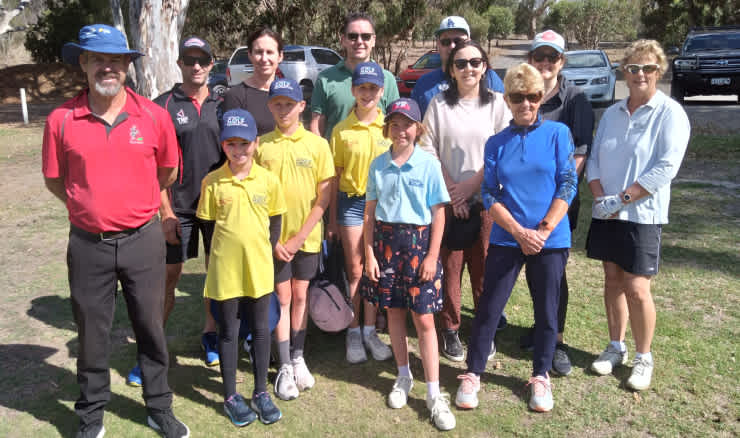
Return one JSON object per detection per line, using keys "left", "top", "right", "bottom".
{"left": 42, "top": 24, "right": 189, "bottom": 438}
{"left": 411, "top": 16, "right": 505, "bottom": 115}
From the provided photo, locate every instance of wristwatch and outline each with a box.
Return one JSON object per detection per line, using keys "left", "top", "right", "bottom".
{"left": 622, "top": 192, "right": 632, "bottom": 203}
{"left": 538, "top": 220, "right": 554, "bottom": 232}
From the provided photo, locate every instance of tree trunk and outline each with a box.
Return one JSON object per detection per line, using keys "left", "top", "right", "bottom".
{"left": 0, "top": 0, "right": 31, "bottom": 36}
{"left": 126, "top": 0, "right": 190, "bottom": 99}
{"left": 110, "top": 0, "right": 138, "bottom": 88}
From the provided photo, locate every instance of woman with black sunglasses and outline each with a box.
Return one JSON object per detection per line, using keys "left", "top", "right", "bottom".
{"left": 455, "top": 63, "right": 577, "bottom": 413}
{"left": 518, "top": 30, "right": 595, "bottom": 376}
{"left": 418, "top": 40, "right": 511, "bottom": 365}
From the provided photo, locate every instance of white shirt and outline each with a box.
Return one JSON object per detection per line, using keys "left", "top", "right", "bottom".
{"left": 586, "top": 90, "right": 690, "bottom": 224}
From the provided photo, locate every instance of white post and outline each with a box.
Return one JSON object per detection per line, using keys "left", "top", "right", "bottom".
{"left": 20, "top": 88, "right": 28, "bottom": 125}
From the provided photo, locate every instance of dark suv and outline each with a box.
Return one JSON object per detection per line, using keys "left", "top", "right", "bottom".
{"left": 671, "top": 26, "right": 740, "bottom": 103}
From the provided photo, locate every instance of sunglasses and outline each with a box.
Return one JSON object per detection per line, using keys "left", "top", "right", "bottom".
{"left": 453, "top": 57, "right": 485, "bottom": 70}
{"left": 346, "top": 32, "right": 374, "bottom": 42}
{"left": 440, "top": 37, "right": 467, "bottom": 47}
{"left": 624, "top": 63, "right": 660, "bottom": 74}
{"left": 508, "top": 92, "right": 543, "bottom": 104}
{"left": 181, "top": 55, "right": 211, "bottom": 67}
{"left": 531, "top": 51, "right": 561, "bottom": 63}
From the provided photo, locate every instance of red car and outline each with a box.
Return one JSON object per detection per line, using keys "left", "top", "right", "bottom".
{"left": 397, "top": 51, "right": 441, "bottom": 96}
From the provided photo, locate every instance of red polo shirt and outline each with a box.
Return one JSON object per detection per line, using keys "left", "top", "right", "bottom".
{"left": 42, "top": 88, "right": 179, "bottom": 233}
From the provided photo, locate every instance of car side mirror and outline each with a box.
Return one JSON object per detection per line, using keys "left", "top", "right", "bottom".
{"left": 667, "top": 47, "right": 680, "bottom": 56}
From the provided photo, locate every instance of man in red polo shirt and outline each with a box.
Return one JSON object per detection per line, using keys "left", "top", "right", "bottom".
{"left": 42, "top": 24, "right": 189, "bottom": 438}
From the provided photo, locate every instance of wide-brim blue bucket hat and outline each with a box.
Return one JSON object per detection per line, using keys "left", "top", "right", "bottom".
{"left": 62, "top": 24, "right": 144, "bottom": 65}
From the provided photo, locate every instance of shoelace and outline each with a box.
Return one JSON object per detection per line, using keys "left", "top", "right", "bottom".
{"left": 527, "top": 375, "right": 551, "bottom": 397}
{"left": 632, "top": 358, "right": 650, "bottom": 375}
{"left": 456, "top": 373, "right": 479, "bottom": 392}
{"left": 430, "top": 394, "right": 451, "bottom": 415}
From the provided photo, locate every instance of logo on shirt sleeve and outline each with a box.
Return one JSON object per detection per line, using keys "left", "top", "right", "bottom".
{"left": 129, "top": 125, "right": 144, "bottom": 144}
{"left": 176, "top": 109, "right": 189, "bottom": 125}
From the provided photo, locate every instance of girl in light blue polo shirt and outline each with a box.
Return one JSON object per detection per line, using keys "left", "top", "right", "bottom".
{"left": 359, "top": 98, "right": 454, "bottom": 431}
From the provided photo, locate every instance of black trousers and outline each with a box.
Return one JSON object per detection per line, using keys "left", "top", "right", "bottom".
{"left": 67, "top": 218, "right": 171, "bottom": 426}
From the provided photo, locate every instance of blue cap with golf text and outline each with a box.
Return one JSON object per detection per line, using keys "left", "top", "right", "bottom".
{"left": 269, "top": 78, "right": 303, "bottom": 102}
{"left": 385, "top": 98, "right": 421, "bottom": 123}
{"left": 435, "top": 16, "right": 471, "bottom": 37}
{"left": 220, "top": 109, "right": 258, "bottom": 143}
{"left": 62, "top": 24, "right": 144, "bottom": 65}
{"left": 352, "top": 62, "right": 385, "bottom": 87}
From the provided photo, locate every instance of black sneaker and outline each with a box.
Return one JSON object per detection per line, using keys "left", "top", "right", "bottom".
{"left": 497, "top": 312, "right": 508, "bottom": 331}
{"left": 250, "top": 391, "right": 282, "bottom": 425}
{"left": 224, "top": 393, "right": 257, "bottom": 427}
{"left": 76, "top": 422, "right": 105, "bottom": 438}
{"left": 147, "top": 408, "right": 190, "bottom": 437}
{"left": 552, "top": 342, "right": 573, "bottom": 376}
{"left": 519, "top": 327, "right": 535, "bottom": 352}
{"left": 441, "top": 329, "right": 465, "bottom": 362}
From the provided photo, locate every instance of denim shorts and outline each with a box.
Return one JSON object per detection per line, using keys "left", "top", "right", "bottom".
{"left": 337, "top": 191, "right": 365, "bottom": 227}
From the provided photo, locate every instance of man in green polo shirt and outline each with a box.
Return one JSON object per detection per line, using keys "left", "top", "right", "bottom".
{"left": 310, "top": 12, "right": 399, "bottom": 140}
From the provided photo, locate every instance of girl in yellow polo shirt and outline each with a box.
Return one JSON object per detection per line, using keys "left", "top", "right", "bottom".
{"left": 197, "top": 109, "right": 286, "bottom": 427}
{"left": 329, "top": 62, "right": 393, "bottom": 364}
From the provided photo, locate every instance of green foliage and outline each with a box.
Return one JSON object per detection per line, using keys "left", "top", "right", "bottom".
{"left": 485, "top": 5, "right": 514, "bottom": 40}
{"left": 543, "top": 0, "right": 639, "bottom": 49}
{"left": 465, "top": 10, "right": 489, "bottom": 42}
{"left": 641, "top": 0, "right": 740, "bottom": 48}
{"left": 24, "top": 0, "right": 112, "bottom": 63}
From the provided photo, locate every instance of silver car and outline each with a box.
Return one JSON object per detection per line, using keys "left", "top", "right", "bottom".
{"left": 560, "top": 50, "right": 618, "bottom": 106}
{"left": 226, "top": 45, "right": 342, "bottom": 99}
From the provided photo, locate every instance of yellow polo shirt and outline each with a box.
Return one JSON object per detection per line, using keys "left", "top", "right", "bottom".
{"left": 330, "top": 110, "right": 392, "bottom": 196}
{"left": 196, "top": 162, "right": 286, "bottom": 300}
{"left": 257, "top": 125, "right": 335, "bottom": 253}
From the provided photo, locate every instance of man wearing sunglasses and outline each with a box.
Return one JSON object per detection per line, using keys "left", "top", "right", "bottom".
{"left": 310, "top": 12, "right": 399, "bottom": 140}
{"left": 143, "top": 36, "right": 225, "bottom": 377}
{"left": 411, "top": 16, "right": 504, "bottom": 115}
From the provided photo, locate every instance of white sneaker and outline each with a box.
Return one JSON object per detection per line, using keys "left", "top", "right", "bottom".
{"left": 454, "top": 372, "right": 480, "bottom": 409}
{"left": 527, "top": 374, "right": 554, "bottom": 412}
{"left": 626, "top": 356, "right": 654, "bottom": 391}
{"left": 387, "top": 375, "right": 413, "bottom": 409}
{"left": 292, "top": 356, "right": 315, "bottom": 391}
{"left": 346, "top": 330, "right": 368, "bottom": 364}
{"left": 274, "top": 363, "right": 299, "bottom": 400}
{"left": 363, "top": 330, "right": 393, "bottom": 361}
{"left": 427, "top": 393, "right": 456, "bottom": 431}
{"left": 591, "top": 344, "right": 628, "bottom": 375}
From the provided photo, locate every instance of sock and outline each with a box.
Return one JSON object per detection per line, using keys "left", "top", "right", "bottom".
{"left": 635, "top": 351, "right": 653, "bottom": 362}
{"left": 277, "top": 340, "right": 291, "bottom": 367}
{"left": 398, "top": 365, "right": 411, "bottom": 378}
{"left": 610, "top": 340, "right": 626, "bottom": 353}
{"left": 426, "top": 381, "right": 440, "bottom": 400}
{"left": 362, "top": 325, "right": 376, "bottom": 338}
{"left": 290, "top": 329, "right": 307, "bottom": 360}
{"left": 348, "top": 326, "right": 361, "bottom": 336}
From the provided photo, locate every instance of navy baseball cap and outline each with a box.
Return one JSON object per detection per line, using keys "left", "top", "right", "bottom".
{"left": 62, "top": 24, "right": 144, "bottom": 65}
{"left": 179, "top": 35, "right": 213, "bottom": 59}
{"left": 269, "top": 78, "right": 303, "bottom": 102}
{"left": 220, "top": 109, "right": 258, "bottom": 143}
{"left": 352, "top": 62, "right": 385, "bottom": 87}
{"left": 385, "top": 98, "right": 421, "bottom": 123}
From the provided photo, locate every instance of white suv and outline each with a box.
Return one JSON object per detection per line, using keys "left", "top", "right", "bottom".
{"left": 226, "top": 45, "right": 342, "bottom": 98}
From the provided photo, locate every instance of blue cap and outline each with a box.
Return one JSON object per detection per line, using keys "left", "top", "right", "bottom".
{"left": 220, "top": 109, "right": 258, "bottom": 143}
{"left": 352, "top": 62, "right": 385, "bottom": 87}
{"left": 435, "top": 16, "right": 471, "bottom": 37}
{"left": 269, "top": 78, "right": 303, "bottom": 102}
{"left": 62, "top": 24, "right": 144, "bottom": 65}
{"left": 384, "top": 98, "right": 421, "bottom": 123}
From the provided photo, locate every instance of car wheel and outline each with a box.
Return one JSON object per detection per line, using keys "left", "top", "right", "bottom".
{"left": 670, "top": 81, "right": 685, "bottom": 104}
{"left": 212, "top": 83, "right": 228, "bottom": 96}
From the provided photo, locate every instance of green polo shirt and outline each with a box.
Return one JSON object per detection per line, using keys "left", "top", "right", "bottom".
{"left": 310, "top": 60, "right": 400, "bottom": 140}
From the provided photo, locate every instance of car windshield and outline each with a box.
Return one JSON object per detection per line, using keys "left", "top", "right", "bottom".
{"left": 685, "top": 34, "right": 740, "bottom": 52}
{"left": 564, "top": 53, "right": 607, "bottom": 68}
{"left": 412, "top": 53, "right": 441, "bottom": 69}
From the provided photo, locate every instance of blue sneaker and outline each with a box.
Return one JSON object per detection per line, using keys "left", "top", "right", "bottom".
{"left": 224, "top": 393, "right": 257, "bottom": 427}
{"left": 126, "top": 364, "right": 142, "bottom": 387}
{"left": 201, "top": 332, "right": 220, "bottom": 366}
{"left": 250, "top": 391, "right": 282, "bottom": 425}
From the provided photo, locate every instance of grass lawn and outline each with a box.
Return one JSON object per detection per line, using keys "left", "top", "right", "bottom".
{"left": 0, "top": 124, "right": 737, "bottom": 437}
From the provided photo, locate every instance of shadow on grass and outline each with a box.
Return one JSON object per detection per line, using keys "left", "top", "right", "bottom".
{"left": 661, "top": 243, "right": 740, "bottom": 277}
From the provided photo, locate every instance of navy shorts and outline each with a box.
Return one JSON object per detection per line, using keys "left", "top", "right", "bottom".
{"left": 360, "top": 221, "right": 444, "bottom": 314}
{"left": 586, "top": 219, "right": 662, "bottom": 276}
{"left": 337, "top": 192, "right": 365, "bottom": 227}
{"left": 166, "top": 214, "right": 213, "bottom": 264}
{"left": 275, "top": 251, "right": 320, "bottom": 283}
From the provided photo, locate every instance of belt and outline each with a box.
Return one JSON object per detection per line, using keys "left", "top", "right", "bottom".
{"left": 71, "top": 216, "right": 157, "bottom": 242}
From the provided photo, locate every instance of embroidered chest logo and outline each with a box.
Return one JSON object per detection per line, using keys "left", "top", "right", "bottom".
{"left": 408, "top": 178, "right": 424, "bottom": 188}
{"left": 218, "top": 195, "right": 233, "bottom": 207}
{"left": 129, "top": 125, "right": 144, "bottom": 144}
{"left": 295, "top": 158, "right": 312, "bottom": 168}
{"left": 176, "top": 109, "right": 189, "bottom": 125}
{"left": 252, "top": 194, "right": 267, "bottom": 206}
{"left": 376, "top": 137, "right": 392, "bottom": 149}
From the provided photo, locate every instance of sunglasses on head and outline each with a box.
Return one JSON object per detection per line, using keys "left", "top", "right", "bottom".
{"left": 531, "top": 51, "right": 561, "bottom": 63}
{"left": 508, "top": 92, "right": 543, "bottom": 104}
{"left": 181, "top": 55, "right": 211, "bottom": 67}
{"left": 453, "top": 57, "right": 485, "bottom": 70}
{"left": 624, "top": 63, "right": 660, "bottom": 74}
{"left": 440, "top": 37, "right": 467, "bottom": 47}
{"left": 346, "top": 32, "right": 374, "bottom": 42}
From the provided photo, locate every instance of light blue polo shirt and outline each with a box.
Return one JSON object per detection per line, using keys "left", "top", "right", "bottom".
{"left": 366, "top": 146, "right": 450, "bottom": 225}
